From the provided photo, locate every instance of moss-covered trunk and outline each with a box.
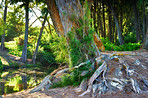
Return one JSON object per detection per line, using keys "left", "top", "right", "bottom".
{"left": 46, "top": 0, "right": 104, "bottom": 66}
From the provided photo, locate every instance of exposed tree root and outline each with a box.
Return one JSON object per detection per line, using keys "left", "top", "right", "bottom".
{"left": 30, "top": 61, "right": 90, "bottom": 93}
{"left": 30, "top": 52, "right": 148, "bottom": 97}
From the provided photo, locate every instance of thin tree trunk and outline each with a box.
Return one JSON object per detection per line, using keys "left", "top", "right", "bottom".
{"left": 142, "top": 12, "right": 148, "bottom": 50}
{"left": 32, "top": 13, "right": 48, "bottom": 64}
{"left": 108, "top": 10, "right": 112, "bottom": 42}
{"left": 20, "top": 1, "right": 29, "bottom": 63}
{"left": 120, "top": 8, "right": 123, "bottom": 33}
{"left": 133, "top": 1, "right": 140, "bottom": 42}
{"left": 142, "top": 0, "right": 146, "bottom": 42}
{"left": 97, "top": 1, "right": 100, "bottom": 36}
{"left": 1, "top": 0, "right": 8, "bottom": 51}
{"left": 102, "top": 2, "right": 106, "bottom": 38}
{"left": 31, "top": 7, "right": 49, "bottom": 34}
{"left": 29, "top": 18, "right": 39, "bottom": 28}
{"left": 46, "top": 19, "right": 53, "bottom": 35}
{"left": 112, "top": 16, "right": 115, "bottom": 42}
{"left": 142, "top": 27, "right": 148, "bottom": 50}
{"left": 98, "top": 3, "right": 103, "bottom": 37}
{"left": 107, "top": 1, "right": 124, "bottom": 45}
{"left": 93, "top": 0, "right": 97, "bottom": 33}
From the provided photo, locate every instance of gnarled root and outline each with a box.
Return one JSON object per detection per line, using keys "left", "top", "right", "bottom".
{"left": 29, "top": 75, "right": 52, "bottom": 93}
{"left": 78, "top": 53, "right": 148, "bottom": 97}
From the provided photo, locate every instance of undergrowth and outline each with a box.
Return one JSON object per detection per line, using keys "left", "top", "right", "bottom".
{"left": 101, "top": 38, "right": 142, "bottom": 51}
{"left": 52, "top": 61, "right": 95, "bottom": 88}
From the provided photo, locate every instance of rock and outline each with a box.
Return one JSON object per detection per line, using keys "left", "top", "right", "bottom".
{"left": 80, "top": 71, "right": 89, "bottom": 76}
{"left": 51, "top": 77, "right": 61, "bottom": 84}
{"left": 75, "top": 79, "right": 87, "bottom": 94}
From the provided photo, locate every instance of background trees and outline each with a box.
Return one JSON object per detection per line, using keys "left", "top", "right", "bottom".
{"left": 0, "top": 0, "right": 147, "bottom": 64}
{"left": 0, "top": 0, "right": 148, "bottom": 95}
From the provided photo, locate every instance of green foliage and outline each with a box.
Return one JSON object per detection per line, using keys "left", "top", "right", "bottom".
{"left": 5, "top": 76, "right": 22, "bottom": 92}
{"left": 124, "top": 32, "right": 136, "bottom": 43}
{"left": 53, "top": 62, "right": 94, "bottom": 88}
{"left": 36, "top": 50, "right": 55, "bottom": 66}
{"left": 40, "top": 32, "right": 69, "bottom": 65}
{"left": 5, "top": 5, "right": 24, "bottom": 41}
{"left": 50, "top": 36, "right": 68, "bottom": 64}
{"left": 5, "top": 41, "right": 23, "bottom": 57}
{"left": 0, "top": 59, "right": 3, "bottom": 71}
{"left": 68, "top": 28, "right": 95, "bottom": 67}
{"left": 67, "top": 0, "right": 95, "bottom": 67}
{"left": 101, "top": 38, "right": 142, "bottom": 51}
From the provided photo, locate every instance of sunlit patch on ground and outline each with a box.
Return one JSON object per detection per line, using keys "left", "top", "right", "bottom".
{"left": 0, "top": 56, "right": 9, "bottom": 66}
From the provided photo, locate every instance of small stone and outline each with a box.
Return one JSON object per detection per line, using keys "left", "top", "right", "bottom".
{"left": 80, "top": 71, "right": 89, "bottom": 76}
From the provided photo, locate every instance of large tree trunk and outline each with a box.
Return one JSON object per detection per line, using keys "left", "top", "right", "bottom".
{"left": 1, "top": 0, "right": 8, "bottom": 51}
{"left": 133, "top": 1, "right": 140, "bottom": 42}
{"left": 107, "top": 1, "right": 124, "bottom": 45}
{"left": 45, "top": 0, "right": 64, "bottom": 37}
{"left": 32, "top": 13, "right": 48, "bottom": 64}
{"left": 20, "top": 1, "right": 29, "bottom": 63}
{"left": 46, "top": 0, "right": 103, "bottom": 65}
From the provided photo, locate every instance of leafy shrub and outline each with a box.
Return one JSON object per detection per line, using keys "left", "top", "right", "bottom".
{"left": 50, "top": 36, "right": 68, "bottom": 64}
{"left": 101, "top": 38, "right": 142, "bottom": 51}
{"left": 124, "top": 32, "right": 136, "bottom": 43}
{"left": 0, "top": 59, "right": 3, "bottom": 71}
{"left": 36, "top": 50, "right": 55, "bottom": 66}
{"left": 5, "top": 76, "right": 22, "bottom": 92}
{"left": 53, "top": 62, "right": 94, "bottom": 88}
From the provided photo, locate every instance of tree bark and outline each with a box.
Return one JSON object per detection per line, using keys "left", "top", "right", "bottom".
{"left": 98, "top": 3, "right": 103, "bottom": 37}
{"left": 93, "top": 0, "right": 97, "bottom": 33}
{"left": 142, "top": 0, "right": 146, "bottom": 42}
{"left": 46, "top": 19, "right": 53, "bottom": 35}
{"left": 102, "top": 2, "right": 106, "bottom": 38}
{"left": 1, "top": 0, "right": 8, "bottom": 51}
{"left": 133, "top": 1, "right": 140, "bottom": 42}
{"left": 120, "top": 8, "right": 123, "bottom": 33}
{"left": 112, "top": 16, "right": 115, "bottom": 42}
{"left": 107, "top": 1, "right": 124, "bottom": 45}
{"left": 46, "top": 0, "right": 64, "bottom": 37}
{"left": 46, "top": 0, "right": 103, "bottom": 65}
{"left": 32, "top": 13, "right": 48, "bottom": 64}
{"left": 142, "top": 11, "right": 148, "bottom": 50}
{"left": 142, "top": 27, "right": 148, "bottom": 50}
{"left": 20, "top": 1, "right": 29, "bottom": 63}
{"left": 108, "top": 9, "right": 112, "bottom": 42}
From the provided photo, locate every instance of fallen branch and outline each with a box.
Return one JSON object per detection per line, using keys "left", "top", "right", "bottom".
{"left": 79, "top": 61, "right": 107, "bottom": 97}
{"left": 29, "top": 75, "right": 52, "bottom": 93}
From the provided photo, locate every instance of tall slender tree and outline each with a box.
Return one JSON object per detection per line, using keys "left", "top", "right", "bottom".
{"left": 106, "top": 0, "right": 125, "bottom": 45}
{"left": 32, "top": 11, "right": 48, "bottom": 64}
{"left": 133, "top": 0, "right": 140, "bottom": 42}
{"left": 102, "top": 1, "right": 106, "bottom": 38}
{"left": 19, "top": 0, "right": 29, "bottom": 63}
{"left": 142, "top": 0, "right": 146, "bottom": 42}
{"left": 10, "top": 0, "right": 34, "bottom": 63}
{"left": 1, "top": 0, "right": 8, "bottom": 51}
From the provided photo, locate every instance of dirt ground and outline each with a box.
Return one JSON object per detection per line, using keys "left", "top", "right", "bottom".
{"left": 2, "top": 51, "right": 148, "bottom": 98}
